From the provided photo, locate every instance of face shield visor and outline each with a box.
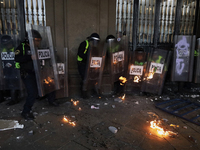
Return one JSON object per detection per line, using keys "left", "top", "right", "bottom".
{"left": 90, "top": 37, "right": 100, "bottom": 47}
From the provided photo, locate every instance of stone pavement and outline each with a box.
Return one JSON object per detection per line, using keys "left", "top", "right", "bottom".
{"left": 0, "top": 88, "right": 200, "bottom": 150}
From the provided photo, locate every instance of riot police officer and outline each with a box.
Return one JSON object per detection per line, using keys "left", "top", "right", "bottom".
{"left": 15, "top": 30, "right": 58, "bottom": 120}
{"left": 0, "top": 35, "right": 20, "bottom": 105}
{"left": 77, "top": 33, "right": 100, "bottom": 98}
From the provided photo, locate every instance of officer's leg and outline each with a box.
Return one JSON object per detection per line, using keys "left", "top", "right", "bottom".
{"left": 6, "top": 89, "right": 20, "bottom": 106}
{"left": 77, "top": 62, "right": 88, "bottom": 98}
{"left": 0, "top": 90, "right": 5, "bottom": 103}
{"left": 46, "top": 91, "right": 58, "bottom": 106}
{"left": 22, "top": 73, "right": 38, "bottom": 114}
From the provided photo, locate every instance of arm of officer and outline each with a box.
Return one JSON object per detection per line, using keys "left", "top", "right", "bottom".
{"left": 77, "top": 41, "right": 87, "bottom": 59}
{"left": 15, "top": 45, "right": 32, "bottom": 63}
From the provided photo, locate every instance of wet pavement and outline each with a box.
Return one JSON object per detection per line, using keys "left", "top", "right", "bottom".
{"left": 0, "top": 82, "right": 200, "bottom": 150}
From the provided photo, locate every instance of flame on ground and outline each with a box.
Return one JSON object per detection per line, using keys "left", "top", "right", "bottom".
{"left": 63, "top": 116, "right": 76, "bottom": 127}
{"left": 119, "top": 94, "right": 126, "bottom": 100}
{"left": 150, "top": 120, "right": 177, "bottom": 137}
{"left": 71, "top": 99, "right": 79, "bottom": 106}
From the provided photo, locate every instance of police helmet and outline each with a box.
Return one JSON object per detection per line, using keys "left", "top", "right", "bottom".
{"left": 1, "top": 35, "right": 13, "bottom": 46}
{"left": 89, "top": 33, "right": 100, "bottom": 41}
{"left": 31, "top": 29, "right": 42, "bottom": 40}
{"left": 106, "top": 35, "right": 115, "bottom": 42}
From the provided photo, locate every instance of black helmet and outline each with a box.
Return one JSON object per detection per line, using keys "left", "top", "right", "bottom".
{"left": 1, "top": 35, "right": 13, "bottom": 45}
{"left": 31, "top": 29, "right": 42, "bottom": 40}
{"left": 90, "top": 33, "right": 100, "bottom": 41}
{"left": 106, "top": 35, "right": 115, "bottom": 42}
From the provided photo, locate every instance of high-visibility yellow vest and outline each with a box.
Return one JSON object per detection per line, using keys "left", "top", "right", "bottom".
{"left": 77, "top": 40, "right": 89, "bottom": 61}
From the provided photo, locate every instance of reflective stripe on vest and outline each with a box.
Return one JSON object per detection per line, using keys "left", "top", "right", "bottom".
{"left": 135, "top": 61, "right": 144, "bottom": 66}
{"left": 15, "top": 43, "right": 26, "bottom": 69}
{"left": 77, "top": 40, "right": 89, "bottom": 61}
{"left": 2, "top": 47, "right": 15, "bottom": 52}
{"left": 194, "top": 50, "right": 199, "bottom": 57}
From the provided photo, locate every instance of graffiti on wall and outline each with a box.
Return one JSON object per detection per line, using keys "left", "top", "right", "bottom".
{"left": 175, "top": 36, "right": 190, "bottom": 75}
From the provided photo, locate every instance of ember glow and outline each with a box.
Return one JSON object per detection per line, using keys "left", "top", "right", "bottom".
{"left": 63, "top": 116, "right": 76, "bottom": 127}
{"left": 44, "top": 77, "right": 53, "bottom": 85}
{"left": 147, "top": 72, "right": 154, "bottom": 80}
{"left": 150, "top": 120, "right": 177, "bottom": 136}
{"left": 134, "top": 76, "right": 141, "bottom": 83}
{"left": 119, "top": 94, "right": 126, "bottom": 100}
{"left": 71, "top": 99, "right": 79, "bottom": 106}
{"left": 119, "top": 76, "right": 127, "bottom": 85}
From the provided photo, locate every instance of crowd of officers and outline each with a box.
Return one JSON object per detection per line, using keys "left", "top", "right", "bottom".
{"left": 0, "top": 31, "right": 196, "bottom": 120}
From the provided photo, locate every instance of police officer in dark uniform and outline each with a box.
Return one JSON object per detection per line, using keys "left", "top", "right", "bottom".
{"left": 77, "top": 33, "right": 100, "bottom": 98}
{"left": 15, "top": 30, "right": 58, "bottom": 120}
{"left": 0, "top": 35, "right": 20, "bottom": 105}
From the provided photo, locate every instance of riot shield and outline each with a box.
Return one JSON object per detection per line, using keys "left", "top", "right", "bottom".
{"left": 27, "top": 24, "right": 60, "bottom": 97}
{"left": 107, "top": 37, "right": 128, "bottom": 91}
{"left": 194, "top": 38, "right": 200, "bottom": 83}
{"left": 0, "top": 34, "right": 22, "bottom": 91}
{"left": 125, "top": 49, "right": 147, "bottom": 93}
{"left": 82, "top": 40, "right": 106, "bottom": 94}
{"left": 171, "top": 35, "right": 195, "bottom": 82}
{"left": 141, "top": 49, "right": 171, "bottom": 95}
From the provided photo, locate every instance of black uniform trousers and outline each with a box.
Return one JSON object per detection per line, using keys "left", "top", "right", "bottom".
{"left": 21, "top": 72, "right": 55, "bottom": 113}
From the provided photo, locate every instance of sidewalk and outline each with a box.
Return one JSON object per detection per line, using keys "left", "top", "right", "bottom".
{"left": 0, "top": 88, "right": 200, "bottom": 150}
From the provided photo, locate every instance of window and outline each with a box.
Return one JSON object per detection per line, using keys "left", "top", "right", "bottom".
{"left": 116, "top": 0, "right": 197, "bottom": 45}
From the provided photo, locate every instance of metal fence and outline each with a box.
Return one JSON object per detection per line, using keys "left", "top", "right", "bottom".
{"left": 116, "top": 0, "right": 197, "bottom": 45}
{"left": 0, "top": 0, "right": 46, "bottom": 36}
{"left": 24, "top": 0, "right": 46, "bottom": 27}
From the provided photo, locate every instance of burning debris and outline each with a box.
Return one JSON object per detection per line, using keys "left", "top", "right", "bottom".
{"left": 120, "top": 94, "right": 126, "bottom": 100}
{"left": 150, "top": 120, "right": 178, "bottom": 137}
{"left": 71, "top": 99, "right": 79, "bottom": 106}
{"left": 63, "top": 116, "right": 76, "bottom": 127}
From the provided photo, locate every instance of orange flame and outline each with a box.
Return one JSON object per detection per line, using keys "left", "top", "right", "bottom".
{"left": 147, "top": 72, "right": 154, "bottom": 80}
{"left": 121, "top": 94, "right": 125, "bottom": 100}
{"left": 119, "top": 94, "right": 126, "bottom": 100}
{"left": 133, "top": 76, "right": 141, "bottom": 83}
{"left": 63, "top": 116, "right": 76, "bottom": 127}
{"left": 119, "top": 76, "right": 127, "bottom": 85}
{"left": 44, "top": 77, "right": 53, "bottom": 85}
{"left": 44, "top": 79, "right": 49, "bottom": 84}
{"left": 71, "top": 99, "right": 79, "bottom": 106}
{"left": 150, "top": 120, "right": 177, "bottom": 136}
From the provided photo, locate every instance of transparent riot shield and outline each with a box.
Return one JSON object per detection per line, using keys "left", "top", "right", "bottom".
{"left": 194, "top": 38, "right": 200, "bottom": 83}
{"left": 0, "top": 34, "right": 22, "bottom": 91}
{"left": 82, "top": 40, "right": 106, "bottom": 94}
{"left": 27, "top": 24, "right": 60, "bottom": 97}
{"left": 125, "top": 49, "right": 147, "bottom": 93}
{"left": 107, "top": 37, "right": 128, "bottom": 90}
{"left": 171, "top": 35, "right": 195, "bottom": 82}
{"left": 141, "top": 49, "right": 172, "bottom": 95}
